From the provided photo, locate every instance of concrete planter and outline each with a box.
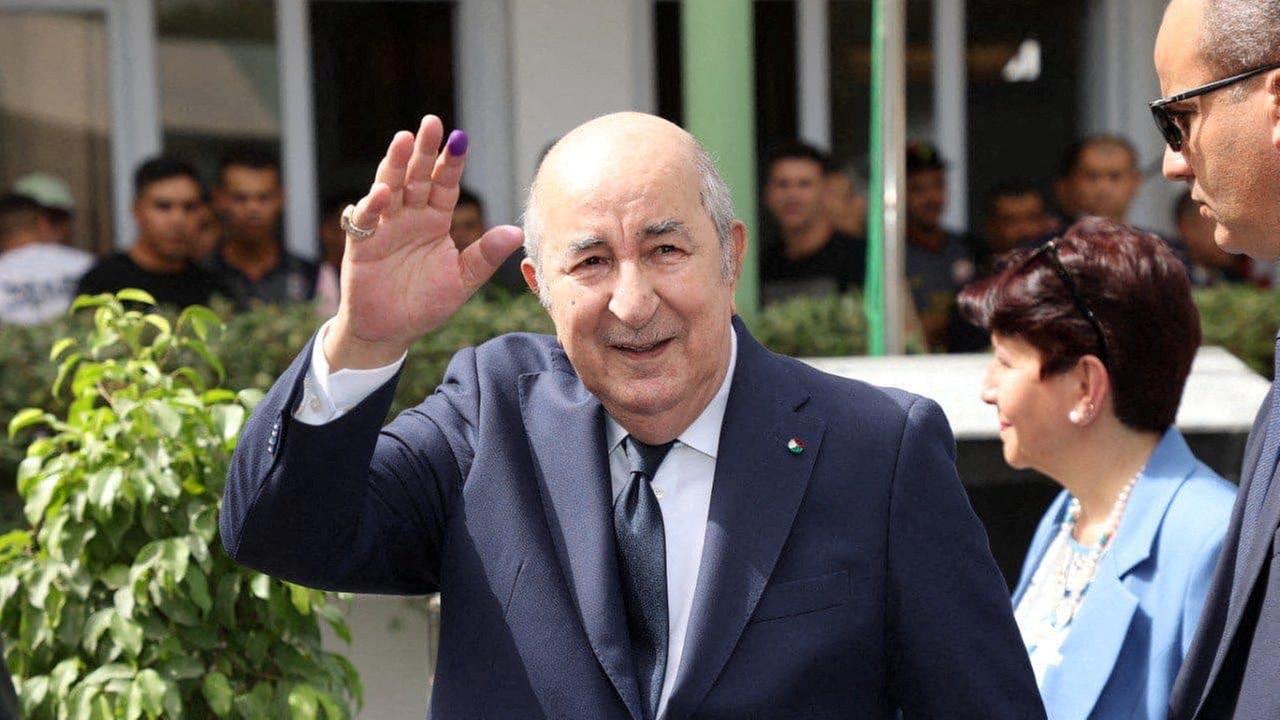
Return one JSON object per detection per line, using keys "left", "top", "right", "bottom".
{"left": 321, "top": 594, "right": 440, "bottom": 719}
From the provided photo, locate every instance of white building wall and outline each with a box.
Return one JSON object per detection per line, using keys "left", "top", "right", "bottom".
{"left": 456, "top": 0, "right": 517, "bottom": 226}
{"left": 797, "top": 0, "right": 831, "bottom": 150}
{"left": 321, "top": 596, "right": 437, "bottom": 719}
{"left": 508, "top": 0, "right": 654, "bottom": 201}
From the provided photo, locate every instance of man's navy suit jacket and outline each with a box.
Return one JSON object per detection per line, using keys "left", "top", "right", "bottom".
{"left": 221, "top": 318, "right": 1045, "bottom": 719}
{"left": 1170, "top": 388, "right": 1280, "bottom": 719}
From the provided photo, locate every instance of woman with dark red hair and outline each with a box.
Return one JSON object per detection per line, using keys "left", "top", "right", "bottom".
{"left": 959, "top": 217, "right": 1235, "bottom": 720}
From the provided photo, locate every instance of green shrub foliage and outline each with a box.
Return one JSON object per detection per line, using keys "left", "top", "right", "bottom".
{"left": 751, "top": 293, "right": 869, "bottom": 357}
{"left": 1194, "top": 285, "right": 1280, "bottom": 379}
{"left": 0, "top": 292, "right": 361, "bottom": 719}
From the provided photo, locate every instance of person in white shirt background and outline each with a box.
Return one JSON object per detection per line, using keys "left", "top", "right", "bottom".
{"left": 0, "top": 194, "right": 93, "bottom": 326}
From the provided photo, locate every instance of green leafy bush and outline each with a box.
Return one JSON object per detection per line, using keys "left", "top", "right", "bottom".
{"left": 0, "top": 292, "right": 361, "bottom": 719}
{"left": 0, "top": 316, "right": 87, "bottom": 523}
{"left": 751, "top": 293, "right": 869, "bottom": 357}
{"left": 1194, "top": 284, "right": 1280, "bottom": 379}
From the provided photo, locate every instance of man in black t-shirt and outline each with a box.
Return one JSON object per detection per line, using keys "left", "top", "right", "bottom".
{"left": 208, "top": 149, "right": 316, "bottom": 306}
{"left": 78, "top": 157, "right": 228, "bottom": 308}
{"left": 760, "top": 142, "right": 867, "bottom": 305}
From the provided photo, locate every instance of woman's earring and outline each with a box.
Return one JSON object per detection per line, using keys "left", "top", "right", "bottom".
{"left": 1068, "top": 409, "right": 1082, "bottom": 424}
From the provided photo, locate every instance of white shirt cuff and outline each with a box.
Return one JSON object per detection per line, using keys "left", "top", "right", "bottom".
{"left": 293, "top": 318, "right": 407, "bottom": 425}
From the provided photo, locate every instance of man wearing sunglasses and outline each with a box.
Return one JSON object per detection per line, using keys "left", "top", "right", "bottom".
{"left": 1156, "top": 1, "right": 1280, "bottom": 719}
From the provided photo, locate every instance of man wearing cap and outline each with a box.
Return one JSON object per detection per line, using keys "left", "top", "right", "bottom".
{"left": 12, "top": 172, "right": 79, "bottom": 248}
{"left": 903, "top": 141, "right": 981, "bottom": 352}
{"left": 0, "top": 194, "right": 94, "bottom": 325}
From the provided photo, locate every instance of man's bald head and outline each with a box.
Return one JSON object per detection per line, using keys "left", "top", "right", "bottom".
{"left": 537, "top": 112, "right": 696, "bottom": 194}
{"left": 522, "top": 112, "right": 737, "bottom": 300}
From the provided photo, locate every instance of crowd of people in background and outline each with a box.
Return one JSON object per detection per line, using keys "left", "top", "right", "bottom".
{"left": 760, "top": 133, "right": 1274, "bottom": 353}
{"left": 0, "top": 131, "right": 1270, "bottom": 350}
{"left": 0, "top": 151, "right": 308, "bottom": 323}
{"left": 0, "top": 148, "right": 529, "bottom": 328}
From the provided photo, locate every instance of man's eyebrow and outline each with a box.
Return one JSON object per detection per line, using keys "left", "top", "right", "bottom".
{"left": 565, "top": 236, "right": 607, "bottom": 255}
{"left": 643, "top": 219, "right": 690, "bottom": 238}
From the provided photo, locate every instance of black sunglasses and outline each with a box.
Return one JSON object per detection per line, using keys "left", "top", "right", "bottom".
{"left": 1150, "top": 61, "right": 1280, "bottom": 151}
{"left": 1023, "top": 239, "right": 1111, "bottom": 369}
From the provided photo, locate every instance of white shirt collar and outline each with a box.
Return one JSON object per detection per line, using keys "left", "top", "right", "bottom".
{"left": 605, "top": 325, "right": 738, "bottom": 460}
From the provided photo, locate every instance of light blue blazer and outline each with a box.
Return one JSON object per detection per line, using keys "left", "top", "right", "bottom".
{"left": 1012, "top": 428, "right": 1235, "bottom": 720}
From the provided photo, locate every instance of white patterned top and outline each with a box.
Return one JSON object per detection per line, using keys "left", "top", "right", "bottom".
{"left": 1014, "top": 528, "right": 1104, "bottom": 688}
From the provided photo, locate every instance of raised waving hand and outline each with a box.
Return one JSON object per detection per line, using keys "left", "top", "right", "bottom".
{"left": 325, "top": 115, "right": 524, "bottom": 370}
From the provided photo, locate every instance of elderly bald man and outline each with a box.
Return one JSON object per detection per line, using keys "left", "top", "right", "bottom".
{"left": 221, "top": 112, "right": 1043, "bottom": 719}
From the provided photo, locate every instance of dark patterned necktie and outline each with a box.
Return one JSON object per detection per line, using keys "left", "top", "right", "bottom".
{"left": 615, "top": 436, "right": 673, "bottom": 720}
{"left": 1236, "top": 333, "right": 1280, "bottom": 584}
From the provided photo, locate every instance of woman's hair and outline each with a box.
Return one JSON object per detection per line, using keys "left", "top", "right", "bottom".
{"left": 958, "top": 217, "right": 1200, "bottom": 432}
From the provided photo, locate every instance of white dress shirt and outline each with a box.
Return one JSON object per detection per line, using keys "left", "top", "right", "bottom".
{"left": 293, "top": 319, "right": 408, "bottom": 425}
{"left": 294, "top": 320, "right": 737, "bottom": 720}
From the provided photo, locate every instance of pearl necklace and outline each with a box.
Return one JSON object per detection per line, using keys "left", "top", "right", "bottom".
{"left": 1048, "top": 475, "right": 1139, "bottom": 630}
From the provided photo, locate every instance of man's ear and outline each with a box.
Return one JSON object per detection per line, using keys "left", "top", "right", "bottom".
{"left": 729, "top": 220, "right": 748, "bottom": 282}
{"left": 520, "top": 257, "right": 540, "bottom": 296}
{"left": 1269, "top": 69, "right": 1280, "bottom": 151}
{"left": 724, "top": 221, "right": 748, "bottom": 314}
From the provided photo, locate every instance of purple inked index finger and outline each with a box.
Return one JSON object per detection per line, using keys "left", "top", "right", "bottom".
{"left": 446, "top": 130, "right": 469, "bottom": 156}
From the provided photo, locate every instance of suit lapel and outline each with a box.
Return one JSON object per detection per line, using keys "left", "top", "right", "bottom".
{"left": 1044, "top": 561, "right": 1139, "bottom": 720}
{"left": 519, "top": 367, "right": 644, "bottom": 720}
{"left": 1196, "top": 394, "right": 1274, "bottom": 716}
{"left": 1110, "top": 430, "right": 1196, "bottom": 578}
{"left": 663, "top": 322, "right": 825, "bottom": 720}
{"left": 1230, "top": 462, "right": 1280, "bottom": 609}
{"left": 1042, "top": 431, "right": 1195, "bottom": 720}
